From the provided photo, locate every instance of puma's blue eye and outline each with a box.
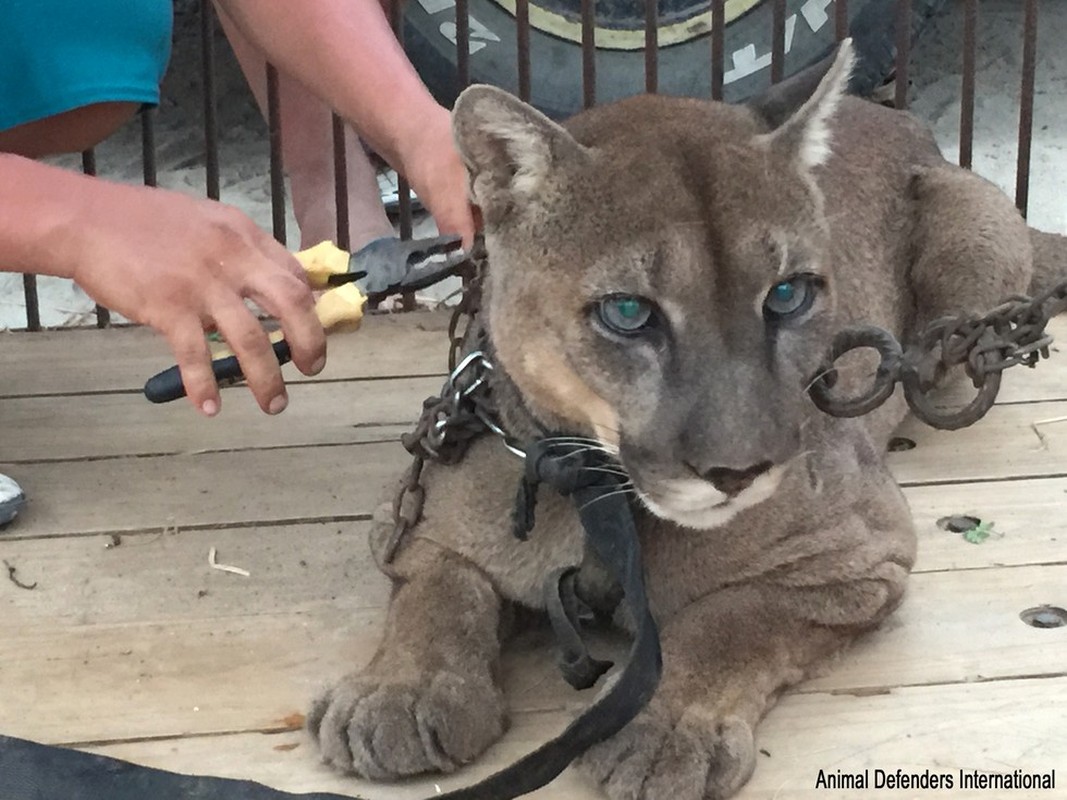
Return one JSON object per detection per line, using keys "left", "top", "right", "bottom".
{"left": 772, "top": 282, "right": 795, "bottom": 303}
{"left": 763, "top": 276, "right": 817, "bottom": 320}
{"left": 596, "top": 294, "right": 653, "bottom": 335}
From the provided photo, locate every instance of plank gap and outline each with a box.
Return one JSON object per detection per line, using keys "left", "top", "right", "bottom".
{"left": 0, "top": 513, "right": 374, "bottom": 543}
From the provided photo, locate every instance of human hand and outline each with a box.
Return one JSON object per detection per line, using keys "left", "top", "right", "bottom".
{"left": 396, "top": 105, "right": 479, "bottom": 248}
{"left": 65, "top": 181, "right": 326, "bottom": 416}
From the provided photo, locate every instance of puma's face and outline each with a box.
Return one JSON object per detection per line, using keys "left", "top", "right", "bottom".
{"left": 453, "top": 44, "right": 854, "bottom": 529}
{"left": 487, "top": 178, "right": 836, "bottom": 531}
{"left": 582, "top": 217, "right": 837, "bottom": 530}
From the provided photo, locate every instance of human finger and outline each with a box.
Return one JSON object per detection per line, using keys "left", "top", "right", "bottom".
{"left": 246, "top": 269, "right": 327, "bottom": 378}
{"left": 167, "top": 323, "right": 222, "bottom": 417}
{"left": 211, "top": 298, "right": 289, "bottom": 414}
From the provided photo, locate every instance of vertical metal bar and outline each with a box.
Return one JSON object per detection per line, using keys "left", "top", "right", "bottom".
{"left": 141, "top": 108, "right": 158, "bottom": 187}
{"left": 331, "top": 113, "right": 350, "bottom": 250}
{"left": 644, "top": 0, "right": 658, "bottom": 93}
{"left": 835, "top": 0, "right": 849, "bottom": 40}
{"left": 200, "top": 0, "right": 220, "bottom": 200}
{"left": 22, "top": 276, "right": 40, "bottom": 332}
{"left": 1015, "top": 0, "right": 1038, "bottom": 216}
{"left": 894, "top": 0, "right": 912, "bottom": 109}
{"left": 516, "top": 0, "right": 531, "bottom": 101}
{"left": 771, "top": 0, "right": 787, "bottom": 84}
{"left": 390, "top": 0, "right": 413, "bottom": 242}
{"left": 711, "top": 0, "right": 725, "bottom": 101}
{"left": 581, "top": 0, "right": 596, "bottom": 108}
{"left": 959, "top": 0, "right": 977, "bottom": 169}
{"left": 266, "top": 63, "right": 287, "bottom": 244}
{"left": 391, "top": 0, "right": 415, "bottom": 310}
{"left": 81, "top": 150, "right": 111, "bottom": 329}
{"left": 455, "top": 0, "right": 470, "bottom": 91}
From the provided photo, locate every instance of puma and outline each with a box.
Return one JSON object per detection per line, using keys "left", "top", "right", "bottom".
{"left": 309, "top": 41, "right": 1065, "bottom": 799}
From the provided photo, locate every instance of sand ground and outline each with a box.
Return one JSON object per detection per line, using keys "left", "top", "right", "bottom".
{"left": 1, "top": 0, "right": 1063, "bottom": 329}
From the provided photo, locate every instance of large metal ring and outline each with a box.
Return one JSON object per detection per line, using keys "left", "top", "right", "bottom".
{"left": 901, "top": 361, "right": 1002, "bottom": 431}
{"left": 809, "top": 325, "right": 904, "bottom": 418}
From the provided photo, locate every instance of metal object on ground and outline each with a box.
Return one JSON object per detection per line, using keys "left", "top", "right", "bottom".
{"left": 0, "top": 474, "right": 25, "bottom": 528}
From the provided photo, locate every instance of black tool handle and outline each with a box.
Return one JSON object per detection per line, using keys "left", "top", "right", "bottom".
{"left": 143, "top": 339, "right": 292, "bottom": 403}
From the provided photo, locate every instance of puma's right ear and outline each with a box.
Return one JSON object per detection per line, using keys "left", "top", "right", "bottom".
{"left": 747, "top": 52, "right": 838, "bottom": 130}
{"left": 452, "top": 85, "right": 587, "bottom": 223}
{"left": 755, "top": 38, "right": 856, "bottom": 171}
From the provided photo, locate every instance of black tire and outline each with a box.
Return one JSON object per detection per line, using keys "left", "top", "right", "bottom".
{"left": 404, "top": 0, "right": 948, "bottom": 118}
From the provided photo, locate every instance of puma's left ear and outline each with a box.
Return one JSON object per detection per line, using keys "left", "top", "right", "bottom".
{"left": 452, "top": 85, "right": 588, "bottom": 223}
{"left": 756, "top": 38, "right": 855, "bottom": 170}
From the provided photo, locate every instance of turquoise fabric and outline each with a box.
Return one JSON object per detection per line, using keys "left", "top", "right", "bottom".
{"left": 0, "top": 0, "right": 173, "bottom": 131}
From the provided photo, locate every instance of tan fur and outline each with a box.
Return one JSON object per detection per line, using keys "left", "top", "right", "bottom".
{"left": 310, "top": 42, "right": 1067, "bottom": 799}
{"left": 520, "top": 346, "right": 621, "bottom": 447}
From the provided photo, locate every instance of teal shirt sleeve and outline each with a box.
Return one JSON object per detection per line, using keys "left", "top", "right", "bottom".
{"left": 0, "top": 0, "right": 173, "bottom": 131}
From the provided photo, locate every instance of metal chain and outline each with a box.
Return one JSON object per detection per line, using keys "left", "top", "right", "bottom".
{"left": 811, "top": 277, "right": 1067, "bottom": 430}
{"left": 383, "top": 249, "right": 520, "bottom": 564}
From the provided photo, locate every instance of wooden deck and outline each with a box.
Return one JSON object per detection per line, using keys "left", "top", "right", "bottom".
{"left": 1, "top": 311, "right": 1065, "bottom": 799}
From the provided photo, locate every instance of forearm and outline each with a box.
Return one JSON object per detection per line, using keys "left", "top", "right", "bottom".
{"left": 213, "top": 0, "right": 440, "bottom": 170}
{"left": 0, "top": 154, "right": 88, "bottom": 279}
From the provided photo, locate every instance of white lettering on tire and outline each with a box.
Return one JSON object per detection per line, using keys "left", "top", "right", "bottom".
{"left": 440, "top": 15, "right": 502, "bottom": 54}
{"left": 725, "top": 14, "right": 797, "bottom": 84}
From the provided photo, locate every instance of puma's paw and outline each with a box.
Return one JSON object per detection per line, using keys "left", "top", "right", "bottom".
{"left": 307, "top": 669, "right": 507, "bottom": 780}
{"left": 579, "top": 705, "right": 757, "bottom": 800}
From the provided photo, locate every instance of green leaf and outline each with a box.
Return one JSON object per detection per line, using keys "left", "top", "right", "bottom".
{"left": 963, "top": 520, "right": 994, "bottom": 544}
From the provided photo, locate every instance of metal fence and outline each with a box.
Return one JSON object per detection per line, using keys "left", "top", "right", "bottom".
{"left": 17, "top": 0, "right": 1043, "bottom": 331}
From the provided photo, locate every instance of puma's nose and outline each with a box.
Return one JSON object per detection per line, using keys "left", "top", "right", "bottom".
{"left": 698, "top": 461, "right": 773, "bottom": 497}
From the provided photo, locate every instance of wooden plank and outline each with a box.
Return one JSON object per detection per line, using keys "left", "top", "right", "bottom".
{"left": 0, "top": 614, "right": 587, "bottom": 746}
{"left": 745, "top": 675, "right": 1065, "bottom": 799}
{"left": 83, "top": 676, "right": 1067, "bottom": 800}
{"left": 0, "top": 612, "right": 384, "bottom": 744}
{"left": 2, "top": 442, "right": 409, "bottom": 539}
{"left": 906, "top": 476, "right": 1067, "bottom": 573}
{"left": 0, "top": 310, "right": 452, "bottom": 397}
{"left": 0, "top": 378, "right": 434, "bottom": 462}
{"left": 0, "top": 523, "right": 388, "bottom": 625}
{"left": 804, "top": 563, "right": 1067, "bottom": 692}
{"left": 889, "top": 399, "right": 1067, "bottom": 485}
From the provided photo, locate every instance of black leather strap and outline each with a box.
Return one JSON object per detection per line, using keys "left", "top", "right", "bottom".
{"left": 0, "top": 735, "right": 351, "bottom": 800}
{"left": 433, "top": 440, "right": 661, "bottom": 800}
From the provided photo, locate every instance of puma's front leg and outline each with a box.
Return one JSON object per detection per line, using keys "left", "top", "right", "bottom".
{"left": 581, "top": 551, "right": 908, "bottom": 800}
{"left": 309, "top": 544, "right": 506, "bottom": 779}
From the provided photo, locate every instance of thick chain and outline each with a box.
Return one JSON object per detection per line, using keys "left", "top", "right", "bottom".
{"left": 810, "top": 278, "right": 1067, "bottom": 430}
{"left": 384, "top": 251, "right": 519, "bottom": 564}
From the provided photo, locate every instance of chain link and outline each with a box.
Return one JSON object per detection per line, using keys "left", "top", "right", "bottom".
{"left": 811, "top": 277, "right": 1067, "bottom": 430}
{"left": 382, "top": 249, "right": 522, "bottom": 564}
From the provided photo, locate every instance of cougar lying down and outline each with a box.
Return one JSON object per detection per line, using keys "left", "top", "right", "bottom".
{"left": 309, "top": 42, "right": 1064, "bottom": 799}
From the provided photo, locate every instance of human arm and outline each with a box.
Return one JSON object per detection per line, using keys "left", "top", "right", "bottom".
{"left": 213, "top": 0, "right": 476, "bottom": 246}
{"left": 0, "top": 153, "right": 326, "bottom": 416}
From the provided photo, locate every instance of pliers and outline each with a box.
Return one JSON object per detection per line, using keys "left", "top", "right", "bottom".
{"left": 143, "top": 234, "right": 467, "bottom": 404}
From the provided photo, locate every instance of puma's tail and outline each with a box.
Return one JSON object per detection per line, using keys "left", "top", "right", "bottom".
{"left": 1029, "top": 228, "right": 1067, "bottom": 298}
